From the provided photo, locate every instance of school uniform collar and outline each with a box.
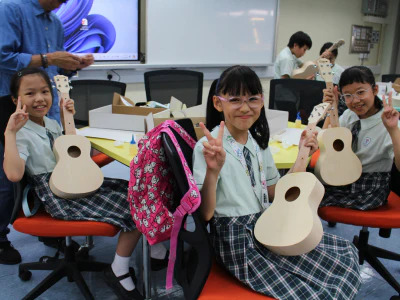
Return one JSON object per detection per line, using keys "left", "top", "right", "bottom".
{"left": 346, "top": 108, "right": 384, "bottom": 130}
{"left": 284, "top": 46, "right": 296, "bottom": 60}
{"left": 24, "top": 117, "right": 58, "bottom": 138}
{"left": 210, "top": 126, "right": 256, "bottom": 161}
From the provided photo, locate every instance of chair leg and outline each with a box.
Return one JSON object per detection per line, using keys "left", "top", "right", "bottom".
{"left": 370, "top": 245, "right": 400, "bottom": 262}
{"left": 73, "top": 268, "right": 95, "bottom": 300}
{"left": 365, "top": 248, "right": 400, "bottom": 294}
{"left": 78, "top": 260, "right": 109, "bottom": 272}
{"left": 22, "top": 266, "right": 66, "bottom": 300}
{"left": 19, "top": 260, "right": 62, "bottom": 272}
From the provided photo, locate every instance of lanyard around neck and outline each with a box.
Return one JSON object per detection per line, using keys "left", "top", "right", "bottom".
{"left": 223, "top": 127, "right": 269, "bottom": 208}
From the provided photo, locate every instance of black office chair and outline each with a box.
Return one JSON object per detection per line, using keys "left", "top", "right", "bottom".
{"left": 144, "top": 70, "right": 203, "bottom": 107}
{"left": 69, "top": 80, "right": 127, "bottom": 126}
{"left": 161, "top": 119, "right": 213, "bottom": 300}
{"left": 0, "top": 95, "right": 15, "bottom": 146}
{"left": 382, "top": 74, "right": 400, "bottom": 83}
{"left": 269, "top": 79, "right": 326, "bottom": 124}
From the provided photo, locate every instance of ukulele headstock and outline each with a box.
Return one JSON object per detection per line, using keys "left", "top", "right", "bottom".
{"left": 333, "top": 39, "right": 345, "bottom": 49}
{"left": 308, "top": 103, "right": 331, "bottom": 125}
{"left": 53, "top": 75, "right": 71, "bottom": 95}
{"left": 317, "top": 58, "right": 333, "bottom": 85}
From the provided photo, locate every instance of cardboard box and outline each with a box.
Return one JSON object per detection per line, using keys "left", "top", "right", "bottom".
{"left": 266, "top": 109, "right": 289, "bottom": 136}
{"left": 89, "top": 105, "right": 150, "bottom": 132}
{"left": 112, "top": 93, "right": 166, "bottom": 116}
{"left": 144, "top": 113, "right": 205, "bottom": 140}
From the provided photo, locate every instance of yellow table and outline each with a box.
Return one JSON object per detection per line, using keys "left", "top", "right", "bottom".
{"left": 87, "top": 122, "right": 302, "bottom": 169}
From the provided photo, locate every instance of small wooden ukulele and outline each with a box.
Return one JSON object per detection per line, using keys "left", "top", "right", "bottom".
{"left": 50, "top": 75, "right": 104, "bottom": 199}
{"left": 291, "top": 39, "right": 345, "bottom": 79}
{"left": 314, "top": 61, "right": 362, "bottom": 186}
{"left": 254, "top": 103, "right": 330, "bottom": 256}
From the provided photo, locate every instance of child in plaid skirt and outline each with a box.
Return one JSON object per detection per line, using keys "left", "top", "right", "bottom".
{"left": 193, "top": 65, "right": 361, "bottom": 299}
{"left": 320, "top": 66, "right": 399, "bottom": 210}
{"left": 3, "top": 67, "right": 167, "bottom": 300}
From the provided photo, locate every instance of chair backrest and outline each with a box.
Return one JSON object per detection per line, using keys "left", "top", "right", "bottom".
{"left": 269, "top": 79, "right": 326, "bottom": 123}
{"left": 382, "top": 74, "right": 400, "bottom": 83}
{"left": 0, "top": 95, "right": 16, "bottom": 146}
{"left": 162, "top": 119, "right": 213, "bottom": 300}
{"left": 144, "top": 70, "right": 203, "bottom": 107}
{"left": 69, "top": 80, "right": 127, "bottom": 126}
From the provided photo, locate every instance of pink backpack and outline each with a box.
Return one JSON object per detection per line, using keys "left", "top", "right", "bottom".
{"left": 128, "top": 120, "right": 201, "bottom": 289}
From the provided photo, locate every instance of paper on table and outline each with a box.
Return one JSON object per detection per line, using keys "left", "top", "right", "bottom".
{"left": 120, "top": 96, "right": 134, "bottom": 107}
{"left": 78, "top": 127, "right": 142, "bottom": 143}
{"left": 273, "top": 128, "right": 304, "bottom": 146}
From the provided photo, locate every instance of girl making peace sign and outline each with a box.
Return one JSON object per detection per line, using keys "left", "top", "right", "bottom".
{"left": 320, "top": 66, "right": 400, "bottom": 210}
{"left": 193, "top": 66, "right": 361, "bottom": 300}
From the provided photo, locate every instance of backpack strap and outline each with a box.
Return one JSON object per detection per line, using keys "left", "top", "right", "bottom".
{"left": 160, "top": 121, "right": 201, "bottom": 289}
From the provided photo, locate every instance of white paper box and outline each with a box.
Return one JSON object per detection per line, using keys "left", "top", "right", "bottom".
{"left": 89, "top": 105, "right": 146, "bottom": 132}
{"left": 266, "top": 109, "right": 289, "bottom": 136}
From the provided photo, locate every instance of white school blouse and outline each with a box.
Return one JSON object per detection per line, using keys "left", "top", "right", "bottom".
{"left": 193, "top": 127, "right": 280, "bottom": 218}
{"left": 339, "top": 108, "right": 394, "bottom": 173}
{"left": 16, "top": 117, "right": 62, "bottom": 176}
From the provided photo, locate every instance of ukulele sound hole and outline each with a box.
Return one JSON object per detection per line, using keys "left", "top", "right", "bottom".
{"left": 285, "top": 187, "right": 300, "bottom": 202}
{"left": 68, "top": 146, "right": 81, "bottom": 158}
{"left": 333, "top": 139, "right": 344, "bottom": 152}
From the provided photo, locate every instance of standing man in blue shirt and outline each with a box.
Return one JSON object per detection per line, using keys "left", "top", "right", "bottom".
{"left": 0, "top": 0, "right": 94, "bottom": 264}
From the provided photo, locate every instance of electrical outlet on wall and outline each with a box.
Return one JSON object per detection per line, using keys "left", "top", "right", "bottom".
{"left": 107, "top": 70, "right": 113, "bottom": 80}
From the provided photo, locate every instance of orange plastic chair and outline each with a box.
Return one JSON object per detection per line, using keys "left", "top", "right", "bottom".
{"left": 12, "top": 209, "right": 120, "bottom": 300}
{"left": 311, "top": 151, "right": 400, "bottom": 299}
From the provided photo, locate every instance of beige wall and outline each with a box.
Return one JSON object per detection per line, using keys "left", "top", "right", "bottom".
{"left": 126, "top": 0, "right": 399, "bottom": 108}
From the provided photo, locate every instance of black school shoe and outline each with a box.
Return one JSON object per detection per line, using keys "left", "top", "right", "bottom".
{"left": 104, "top": 266, "right": 144, "bottom": 300}
{"left": 0, "top": 241, "right": 22, "bottom": 265}
{"left": 151, "top": 250, "right": 169, "bottom": 271}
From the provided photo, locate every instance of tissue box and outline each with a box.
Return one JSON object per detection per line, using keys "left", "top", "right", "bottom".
{"left": 266, "top": 109, "right": 289, "bottom": 136}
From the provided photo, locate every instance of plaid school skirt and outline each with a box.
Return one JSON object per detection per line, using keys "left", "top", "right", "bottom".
{"left": 320, "top": 172, "right": 391, "bottom": 211}
{"left": 29, "top": 173, "right": 136, "bottom": 232}
{"left": 210, "top": 212, "right": 361, "bottom": 300}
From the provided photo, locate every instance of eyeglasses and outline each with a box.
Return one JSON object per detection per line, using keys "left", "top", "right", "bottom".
{"left": 339, "top": 85, "right": 373, "bottom": 104}
{"left": 217, "top": 95, "right": 264, "bottom": 109}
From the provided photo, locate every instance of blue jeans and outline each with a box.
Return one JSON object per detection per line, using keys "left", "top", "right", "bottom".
{"left": 0, "top": 143, "right": 14, "bottom": 243}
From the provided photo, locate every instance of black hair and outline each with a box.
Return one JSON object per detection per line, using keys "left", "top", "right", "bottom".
{"left": 287, "top": 31, "right": 312, "bottom": 50}
{"left": 338, "top": 66, "right": 382, "bottom": 110}
{"left": 319, "top": 42, "right": 338, "bottom": 58}
{"left": 206, "top": 65, "right": 270, "bottom": 150}
{"left": 10, "top": 67, "right": 54, "bottom": 100}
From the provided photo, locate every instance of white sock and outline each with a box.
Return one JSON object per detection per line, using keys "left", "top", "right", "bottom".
{"left": 150, "top": 243, "right": 168, "bottom": 260}
{"left": 111, "top": 253, "right": 135, "bottom": 291}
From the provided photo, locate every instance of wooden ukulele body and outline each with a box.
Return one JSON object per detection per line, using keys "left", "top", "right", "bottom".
{"left": 49, "top": 75, "right": 104, "bottom": 199}
{"left": 315, "top": 127, "right": 362, "bottom": 186}
{"left": 254, "top": 172, "right": 324, "bottom": 256}
{"left": 291, "top": 61, "right": 318, "bottom": 79}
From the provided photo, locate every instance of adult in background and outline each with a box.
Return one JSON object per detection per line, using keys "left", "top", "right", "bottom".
{"left": 0, "top": 0, "right": 94, "bottom": 264}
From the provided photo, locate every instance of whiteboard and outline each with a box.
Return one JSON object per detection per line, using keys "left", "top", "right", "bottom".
{"left": 146, "top": 0, "right": 278, "bottom": 66}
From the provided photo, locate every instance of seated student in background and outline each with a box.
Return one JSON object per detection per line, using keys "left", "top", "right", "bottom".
{"left": 193, "top": 65, "right": 361, "bottom": 300}
{"left": 315, "top": 42, "right": 344, "bottom": 85}
{"left": 274, "top": 31, "right": 312, "bottom": 79}
{"left": 320, "top": 66, "right": 399, "bottom": 210}
{"left": 3, "top": 67, "right": 168, "bottom": 300}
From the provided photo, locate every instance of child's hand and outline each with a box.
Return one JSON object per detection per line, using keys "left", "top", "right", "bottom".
{"left": 299, "top": 130, "right": 319, "bottom": 156}
{"left": 200, "top": 121, "right": 226, "bottom": 173}
{"left": 61, "top": 98, "right": 76, "bottom": 115}
{"left": 322, "top": 86, "right": 339, "bottom": 105}
{"left": 5, "top": 97, "right": 29, "bottom": 134}
{"left": 381, "top": 92, "right": 399, "bottom": 132}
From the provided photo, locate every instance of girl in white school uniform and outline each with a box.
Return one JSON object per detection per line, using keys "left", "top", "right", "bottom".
{"left": 320, "top": 66, "right": 400, "bottom": 210}
{"left": 193, "top": 65, "right": 361, "bottom": 300}
{"left": 3, "top": 67, "right": 168, "bottom": 300}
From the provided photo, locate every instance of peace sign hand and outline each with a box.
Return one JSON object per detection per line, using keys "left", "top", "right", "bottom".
{"left": 5, "top": 97, "right": 29, "bottom": 134}
{"left": 381, "top": 92, "right": 399, "bottom": 132}
{"left": 199, "top": 121, "right": 226, "bottom": 173}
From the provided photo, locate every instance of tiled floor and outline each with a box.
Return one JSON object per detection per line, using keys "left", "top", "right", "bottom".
{"left": 1, "top": 161, "right": 400, "bottom": 299}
